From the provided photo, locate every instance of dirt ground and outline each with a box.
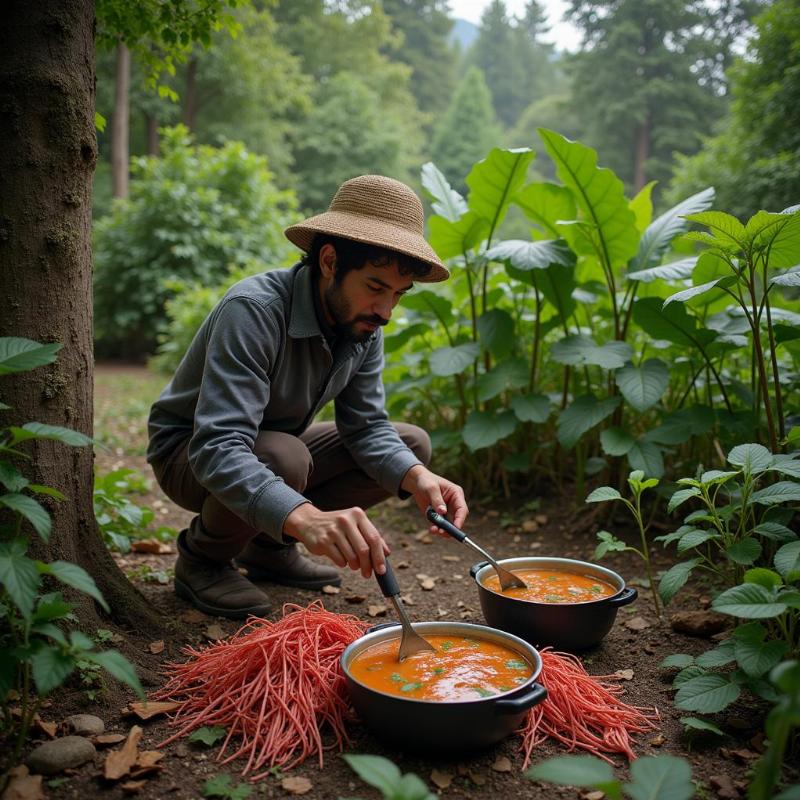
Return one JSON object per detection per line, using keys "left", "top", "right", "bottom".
{"left": 14, "top": 365, "right": 780, "bottom": 800}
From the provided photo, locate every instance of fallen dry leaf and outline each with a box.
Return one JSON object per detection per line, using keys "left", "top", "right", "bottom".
{"left": 204, "top": 623, "right": 226, "bottom": 641}
{"left": 614, "top": 669, "right": 635, "bottom": 680}
{"left": 32, "top": 715, "right": 57, "bottom": 738}
{"left": 105, "top": 725, "right": 143, "bottom": 780}
{"left": 130, "top": 539, "right": 172, "bottom": 554}
{"left": 709, "top": 774, "right": 739, "bottom": 800}
{"left": 344, "top": 594, "right": 366, "bottom": 604}
{"left": 491, "top": 756, "right": 512, "bottom": 773}
{"left": 649, "top": 735, "right": 666, "bottom": 747}
{"left": 135, "top": 751, "right": 163, "bottom": 768}
{"left": 120, "top": 781, "right": 147, "bottom": 795}
{"left": 415, "top": 572, "right": 430, "bottom": 580}
{"left": 420, "top": 578, "right": 436, "bottom": 591}
{"left": 400, "top": 594, "right": 416, "bottom": 606}
{"left": 430, "top": 769, "right": 453, "bottom": 789}
{"left": 148, "top": 640, "right": 165, "bottom": 655}
{"left": 368, "top": 604, "right": 387, "bottom": 617}
{"left": 321, "top": 585, "right": 340, "bottom": 595}
{"left": 2, "top": 765, "right": 45, "bottom": 800}
{"left": 437, "top": 608, "right": 449, "bottom": 617}
{"left": 468, "top": 771, "right": 486, "bottom": 786}
{"left": 179, "top": 609, "right": 208, "bottom": 624}
{"left": 281, "top": 776, "right": 313, "bottom": 795}
{"left": 414, "top": 532, "right": 433, "bottom": 544}
{"left": 394, "top": 560, "right": 410, "bottom": 569}
{"left": 442, "top": 555, "right": 460, "bottom": 562}
{"left": 521, "top": 520, "right": 538, "bottom": 533}
{"left": 93, "top": 734, "right": 127, "bottom": 747}
{"left": 126, "top": 701, "right": 179, "bottom": 721}
{"left": 624, "top": 616, "right": 651, "bottom": 631}
{"left": 584, "top": 791, "right": 605, "bottom": 800}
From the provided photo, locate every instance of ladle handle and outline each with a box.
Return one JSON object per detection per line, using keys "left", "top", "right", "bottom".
{"left": 426, "top": 506, "right": 466, "bottom": 542}
{"left": 375, "top": 558, "right": 401, "bottom": 598}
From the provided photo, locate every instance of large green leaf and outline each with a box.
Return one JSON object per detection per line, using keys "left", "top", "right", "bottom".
{"left": 0, "top": 462, "right": 28, "bottom": 493}
{"left": 770, "top": 265, "right": 800, "bottom": 289}
{"left": 550, "top": 335, "right": 632, "bottom": 370}
{"left": 476, "top": 358, "right": 529, "bottom": 401}
{"left": 43, "top": 561, "right": 109, "bottom": 612}
{"left": 751, "top": 481, "right": 800, "bottom": 506}
{"left": 532, "top": 262, "right": 577, "bottom": 322}
{"left": 662, "top": 276, "right": 738, "bottom": 309}
{"left": 342, "top": 755, "right": 404, "bottom": 797}
{"left": 462, "top": 410, "right": 518, "bottom": 451}
{"left": 428, "top": 211, "right": 489, "bottom": 260}
{"left": 9, "top": 422, "right": 92, "bottom": 448}
{"left": 627, "top": 440, "right": 664, "bottom": 478}
{"left": 683, "top": 210, "right": 747, "bottom": 248}
{"left": 0, "top": 539, "right": 41, "bottom": 618}
{"left": 632, "top": 297, "right": 716, "bottom": 348}
{"left": 30, "top": 644, "right": 76, "bottom": 695}
{"left": 677, "top": 529, "right": 718, "bottom": 554}
{"left": 712, "top": 583, "right": 787, "bottom": 619}
{"left": 510, "top": 394, "right": 551, "bottom": 423}
{"left": 674, "top": 674, "right": 740, "bottom": 713}
{"left": 658, "top": 559, "right": 701, "bottom": 605}
{"left": 668, "top": 487, "right": 701, "bottom": 514}
{"left": 586, "top": 486, "right": 621, "bottom": 503}
{"left": 769, "top": 454, "right": 800, "bottom": 479}
{"left": 629, "top": 187, "right": 715, "bottom": 273}
{"left": 466, "top": 147, "right": 535, "bottom": 233}
{"left": 726, "top": 443, "right": 773, "bottom": 474}
{"left": 732, "top": 622, "right": 789, "bottom": 678}
{"left": 615, "top": 359, "right": 669, "bottom": 412}
{"left": 0, "top": 493, "right": 51, "bottom": 541}
{"left": 557, "top": 394, "right": 621, "bottom": 449}
{"left": 526, "top": 755, "right": 618, "bottom": 796}
{"left": 626, "top": 256, "right": 697, "bottom": 284}
{"left": 83, "top": 649, "right": 143, "bottom": 697}
{"left": 645, "top": 405, "right": 714, "bottom": 446}
{"left": 429, "top": 343, "right": 480, "bottom": 377}
{"left": 600, "top": 428, "right": 635, "bottom": 456}
{"left": 477, "top": 310, "right": 514, "bottom": 358}
{"left": 726, "top": 538, "right": 762, "bottom": 565}
{"left": 420, "top": 161, "right": 466, "bottom": 222}
{"left": 486, "top": 239, "right": 574, "bottom": 271}
{"left": 629, "top": 181, "right": 656, "bottom": 231}
{"left": 774, "top": 541, "right": 800, "bottom": 580}
{"left": 0, "top": 338, "right": 61, "bottom": 376}
{"left": 751, "top": 208, "right": 800, "bottom": 268}
{"left": 538, "top": 129, "right": 639, "bottom": 268}
{"left": 513, "top": 182, "right": 577, "bottom": 237}
{"left": 383, "top": 323, "right": 429, "bottom": 354}
{"left": 626, "top": 755, "right": 695, "bottom": 800}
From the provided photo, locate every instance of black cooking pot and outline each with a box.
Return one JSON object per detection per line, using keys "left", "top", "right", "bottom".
{"left": 470, "top": 556, "right": 638, "bottom": 652}
{"left": 340, "top": 620, "right": 547, "bottom": 753}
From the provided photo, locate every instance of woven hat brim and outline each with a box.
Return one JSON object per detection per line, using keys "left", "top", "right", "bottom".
{"left": 284, "top": 210, "right": 449, "bottom": 283}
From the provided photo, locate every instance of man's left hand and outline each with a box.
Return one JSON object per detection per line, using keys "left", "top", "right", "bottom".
{"left": 400, "top": 465, "right": 468, "bottom": 532}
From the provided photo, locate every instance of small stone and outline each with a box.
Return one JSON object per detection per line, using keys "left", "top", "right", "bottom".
{"left": 670, "top": 610, "right": 730, "bottom": 637}
{"left": 710, "top": 774, "right": 740, "bottom": 799}
{"left": 65, "top": 714, "right": 105, "bottom": 736}
{"left": 624, "top": 616, "right": 651, "bottom": 631}
{"left": 521, "top": 520, "right": 539, "bottom": 533}
{"left": 491, "top": 756, "right": 512, "bottom": 772}
{"left": 535, "top": 514, "right": 548, "bottom": 524}
{"left": 584, "top": 792, "right": 605, "bottom": 800}
{"left": 26, "top": 736, "right": 96, "bottom": 775}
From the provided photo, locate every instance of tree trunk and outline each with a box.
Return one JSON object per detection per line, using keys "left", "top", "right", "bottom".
{"left": 633, "top": 115, "right": 650, "bottom": 193}
{"left": 182, "top": 56, "right": 198, "bottom": 130}
{"left": 144, "top": 112, "right": 159, "bottom": 155}
{"left": 111, "top": 42, "right": 130, "bottom": 198}
{"left": 0, "top": 0, "right": 163, "bottom": 633}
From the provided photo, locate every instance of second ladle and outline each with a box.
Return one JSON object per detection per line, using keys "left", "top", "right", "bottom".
{"left": 375, "top": 558, "right": 436, "bottom": 661}
{"left": 426, "top": 507, "right": 528, "bottom": 591}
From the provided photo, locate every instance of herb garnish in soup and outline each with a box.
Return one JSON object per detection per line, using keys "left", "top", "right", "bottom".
{"left": 482, "top": 568, "right": 616, "bottom": 602}
{"left": 349, "top": 635, "right": 533, "bottom": 701}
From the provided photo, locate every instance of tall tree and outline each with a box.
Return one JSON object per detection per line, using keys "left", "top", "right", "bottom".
{"left": 380, "top": 0, "right": 457, "bottom": 121}
{"left": 566, "top": 0, "right": 755, "bottom": 192}
{"left": 111, "top": 43, "right": 130, "bottom": 197}
{"left": 430, "top": 66, "right": 502, "bottom": 193}
{"left": 1, "top": 0, "right": 241, "bottom": 632}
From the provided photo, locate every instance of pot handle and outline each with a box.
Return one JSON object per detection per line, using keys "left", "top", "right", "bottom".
{"left": 608, "top": 586, "right": 638, "bottom": 607}
{"left": 494, "top": 682, "right": 548, "bottom": 714}
{"left": 367, "top": 622, "right": 401, "bottom": 634}
{"left": 469, "top": 561, "right": 490, "bottom": 579}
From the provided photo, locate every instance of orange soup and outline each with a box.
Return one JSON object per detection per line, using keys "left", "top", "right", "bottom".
{"left": 348, "top": 635, "right": 533, "bottom": 702}
{"left": 483, "top": 569, "right": 617, "bottom": 603}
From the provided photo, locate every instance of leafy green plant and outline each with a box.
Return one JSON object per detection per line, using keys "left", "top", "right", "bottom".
{"left": 94, "top": 467, "right": 175, "bottom": 552}
{"left": 586, "top": 470, "right": 662, "bottom": 616}
{"left": 189, "top": 726, "right": 227, "bottom": 747}
{"left": 0, "top": 338, "right": 142, "bottom": 770}
{"left": 202, "top": 774, "right": 252, "bottom": 800}
{"left": 526, "top": 753, "right": 695, "bottom": 800}
{"left": 341, "top": 754, "right": 436, "bottom": 800}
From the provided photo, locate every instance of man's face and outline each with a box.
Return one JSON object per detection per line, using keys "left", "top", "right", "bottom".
{"left": 324, "top": 260, "right": 414, "bottom": 344}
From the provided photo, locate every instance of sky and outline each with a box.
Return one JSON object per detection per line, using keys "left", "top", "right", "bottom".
{"left": 447, "top": 0, "right": 582, "bottom": 52}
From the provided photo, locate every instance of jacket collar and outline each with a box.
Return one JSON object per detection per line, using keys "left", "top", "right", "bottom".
{"left": 288, "top": 263, "right": 323, "bottom": 339}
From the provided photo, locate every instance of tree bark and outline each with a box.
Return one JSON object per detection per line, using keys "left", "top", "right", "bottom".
{"left": 144, "top": 112, "right": 159, "bottom": 155}
{"left": 633, "top": 115, "right": 650, "bottom": 193}
{"left": 0, "top": 0, "right": 163, "bottom": 633}
{"left": 111, "top": 42, "right": 130, "bottom": 198}
{"left": 182, "top": 56, "right": 198, "bottom": 130}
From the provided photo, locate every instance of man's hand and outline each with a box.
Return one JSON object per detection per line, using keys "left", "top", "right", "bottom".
{"left": 401, "top": 465, "right": 468, "bottom": 533}
{"left": 283, "top": 503, "right": 390, "bottom": 578}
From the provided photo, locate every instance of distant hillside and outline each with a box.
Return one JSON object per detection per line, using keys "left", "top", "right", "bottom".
{"left": 450, "top": 18, "right": 479, "bottom": 51}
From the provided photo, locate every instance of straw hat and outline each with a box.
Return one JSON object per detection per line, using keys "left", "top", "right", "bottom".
{"left": 284, "top": 175, "right": 449, "bottom": 282}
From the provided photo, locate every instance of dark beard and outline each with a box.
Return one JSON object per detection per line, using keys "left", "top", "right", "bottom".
{"left": 325, "top": 284, "right": 387, "bottom": 344}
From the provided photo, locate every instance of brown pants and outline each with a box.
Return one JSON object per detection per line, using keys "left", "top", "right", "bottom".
{"left": 151, "top": 422, "right": 431, "bottom": 561}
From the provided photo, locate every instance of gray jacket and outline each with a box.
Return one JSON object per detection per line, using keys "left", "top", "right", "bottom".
{"left": 147, "top": 262, "right": 421, "bottom": 542}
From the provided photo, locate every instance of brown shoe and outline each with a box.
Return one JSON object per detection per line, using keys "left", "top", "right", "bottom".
{"left": 174, "top": 530, "right": 270, "bottom": 620}
{"left": 235, "top": 538, "right": 342, "bottom": 590}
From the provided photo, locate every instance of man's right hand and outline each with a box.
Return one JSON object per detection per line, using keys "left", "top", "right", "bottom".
{"left": 283, "top": 503, "right": 390, "bottom": 578}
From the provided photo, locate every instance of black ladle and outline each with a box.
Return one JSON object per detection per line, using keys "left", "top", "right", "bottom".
{"left": 426, "top": 507, "right": 528, "bottom": 591}
{"left": 375, "top": 558, "right": 436, "bottom": 661}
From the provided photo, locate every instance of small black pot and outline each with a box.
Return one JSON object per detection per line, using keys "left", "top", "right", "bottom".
{"left": 340, "top": 620, "right": 547, "bottom": 753}
{"left": 470, "top": 556, "right": 638, "bottom": 652}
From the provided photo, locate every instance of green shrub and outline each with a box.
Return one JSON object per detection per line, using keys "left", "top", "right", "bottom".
{"left": 93, "top": 125, "right": 298, "bottom": 358}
